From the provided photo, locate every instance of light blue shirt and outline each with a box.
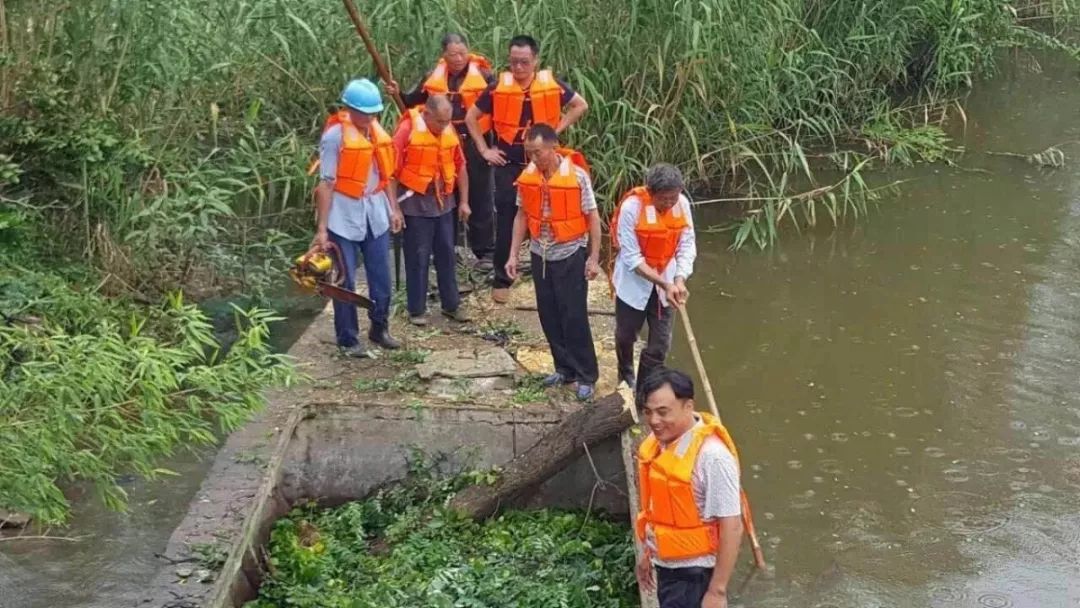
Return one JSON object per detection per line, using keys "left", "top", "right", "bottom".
{"left": 612, "top": 193, "right": 696, "bottom": 310}
{"left": 320, "top": 124, "right": 391, "bottom": 242}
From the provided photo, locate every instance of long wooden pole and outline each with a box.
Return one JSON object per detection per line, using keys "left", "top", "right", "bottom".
{"left": 679, "top": 307, "right": 768, "bottom": 570}
{"left": 340, "top": 0, "right": 405, "bottom": 112}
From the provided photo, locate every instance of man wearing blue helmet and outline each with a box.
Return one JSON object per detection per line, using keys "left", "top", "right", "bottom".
{"left": 313, "top": 78, "right": 405, "bottom": 356}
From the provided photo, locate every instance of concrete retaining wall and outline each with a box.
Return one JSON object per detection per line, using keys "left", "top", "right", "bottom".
{"left": 140, "top": 399, "right": 629, "bottom": 608}
{"left": 281, "top": 403, "right": 629, "bottom": 513}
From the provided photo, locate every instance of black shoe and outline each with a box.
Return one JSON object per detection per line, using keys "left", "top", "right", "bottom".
{"left": 620, "top": 374, "right": 636, "bottom": 392}
{"left": 368, "top": 326, "right": 401, "bottom": 350}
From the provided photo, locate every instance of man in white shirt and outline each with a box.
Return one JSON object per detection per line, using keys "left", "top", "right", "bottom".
{"left": 612, "top": 164, "right": 696, "bottom": 389}
{"left": 635, "top": 367, "right": 742, "bottom": 608}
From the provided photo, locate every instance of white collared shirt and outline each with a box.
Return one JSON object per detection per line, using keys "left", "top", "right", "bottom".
{"left": 612, "top": 193, "right": 697, "bottom": 310}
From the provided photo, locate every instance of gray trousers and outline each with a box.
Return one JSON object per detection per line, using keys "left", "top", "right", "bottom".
{"left": 614, "top": 288, "right": 674, "bottom": 385}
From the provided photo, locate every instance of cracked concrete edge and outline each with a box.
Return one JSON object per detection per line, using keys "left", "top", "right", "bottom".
{"left": 205, "top": 400, "right": 303, "bottom": 608}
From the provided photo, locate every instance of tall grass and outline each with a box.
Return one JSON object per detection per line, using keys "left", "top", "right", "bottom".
{"left": 1, "top": 0, "right": 1077, "bottom": 269}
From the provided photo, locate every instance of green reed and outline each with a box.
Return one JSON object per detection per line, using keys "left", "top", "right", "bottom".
{"left": 1, "top": 0, "right": 1077, "bottom": 266}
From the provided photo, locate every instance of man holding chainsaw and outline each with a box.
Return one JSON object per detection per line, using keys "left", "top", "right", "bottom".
{"left": 313, "top": 78, "right": 404, "bottom": 356}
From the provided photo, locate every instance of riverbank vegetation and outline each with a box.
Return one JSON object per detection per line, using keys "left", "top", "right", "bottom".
{"left": 3, "top": 0, "right": 1077, "bottom": 268}
{"left": 247, "top": 466, "right": 636, "bottom": 607}
{"left": 0, "top": 229, "right": 295, "bottom": 524}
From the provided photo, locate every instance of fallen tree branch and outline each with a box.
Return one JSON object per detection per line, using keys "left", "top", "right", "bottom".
{"left": 0, "top": 534, "right": 87, "bottom": 543}
{"left": 448, "top": 392, "right": 634, "bottom": 519}
{"left": 512, "top": 304, "right": 616, "bottom": 317}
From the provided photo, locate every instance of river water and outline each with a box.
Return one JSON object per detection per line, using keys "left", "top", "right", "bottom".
{"left": 678, "top": 53, "right": 1080, "bottom": 607}
{"left": 2, "top": 53, "right": 1078, "bottom": 608}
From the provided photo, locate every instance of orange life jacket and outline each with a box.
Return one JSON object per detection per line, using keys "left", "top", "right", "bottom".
{"left": 611, "top": 186, "right": 689, "bottom": 273}
{"left": 323, "top": 110, "right": 395, "bottom": 199}
{"left": 636, "top": 412, "right": 741, "bottom": 561}
{"left": 516, "top": 149, "right": 590, "bottom": 243}
{"left": 422, "top": 54, "right": 492, "bottom": 132}
{"left": 395, "top": 108, "right": 460, "bottom": 200}
{"left": 491, "top": 69, "right": 563, "bottom": 145}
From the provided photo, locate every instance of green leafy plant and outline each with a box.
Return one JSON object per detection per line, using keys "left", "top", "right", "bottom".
{"left": 0, "top": 266, "right": 296, "bottom": 524}
{"left": 513, "top": 373, "right": 549, "bottom": 405}
{"left": 247, "top": 468, "right": 636, "bottom": 608}
{"left": 388, "top": 348, "right": 431, "bottom": 365}
{"left": 2, "top": 0, "right": 1075, "bottom": 276}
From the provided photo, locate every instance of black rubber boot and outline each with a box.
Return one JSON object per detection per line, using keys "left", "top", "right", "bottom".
{"left": 368, "top": 325, "right": 401, "bottom": 350}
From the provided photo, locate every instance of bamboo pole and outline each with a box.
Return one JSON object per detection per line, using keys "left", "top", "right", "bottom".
{"left": 340, "top": 0, "right": 405, "bottom": 112}
{"left": 678, "top": 306, "right": 768, "bottom": 570}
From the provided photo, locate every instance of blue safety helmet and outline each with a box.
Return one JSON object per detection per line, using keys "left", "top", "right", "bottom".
{"left": 340, "top": 78, "right": 384, "bottom": 114}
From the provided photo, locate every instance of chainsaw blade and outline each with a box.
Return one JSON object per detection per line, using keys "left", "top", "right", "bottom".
{"left": 316, "top": 282, "right": 375, "bottom": 310}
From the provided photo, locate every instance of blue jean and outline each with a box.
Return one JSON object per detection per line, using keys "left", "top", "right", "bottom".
{"left": 403, "top": 212, "right": 460, "bottom": 317}
{"left": 329, "top": 228, "right": 391, "bottom": 347}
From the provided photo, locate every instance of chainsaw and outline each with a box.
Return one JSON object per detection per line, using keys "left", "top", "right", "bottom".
{"left": 289, "top": 243, "right": 375, "bottom": 310}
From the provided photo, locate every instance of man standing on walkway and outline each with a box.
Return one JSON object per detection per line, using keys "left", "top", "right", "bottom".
{"left": 386, "top": 33, "right": 496, "bottom": 266}
{"left": 612, "top": 163, "right": 696, "bottom": 390}
{"left": 505, "top": 124, "right": 600, "bottom": 400}
{"left": 635, "top": 367, "right": 743, "bottom": 608}
{"left": 465, "top": 34, "right": 589, "bottom": 304}
{"left": 313, "top": 78, "right": 404, "bottom": 356}
{"left": 391, "top": 95, "right": 472, "bottom": 326}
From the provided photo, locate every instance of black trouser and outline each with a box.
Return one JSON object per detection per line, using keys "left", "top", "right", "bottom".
{"left": 493, "top": 163, "right": 526, "bottom": 288}
{"left": 461, "top": 136, "right": 494, "bottom": 258}
{"left": 656, "top": 566, "right": 715, "bottom": 608}
{"left": 403, "top": 212, "right": 459, "bottom": 317}
{"left": 614, "top": 289, "right": 674, "bottom": 386}
{"left": 532, "top": 248, "right": 599, "bottom": 384}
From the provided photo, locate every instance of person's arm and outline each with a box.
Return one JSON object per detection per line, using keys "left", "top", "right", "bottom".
{"left": 619, "top": 196, "right": 681, "bottom": 304}
{"left": 504, "top": 208, "right": 528, "bottom": 280}
{"left": 384, "top": 124, "right": 404, "bottom": 233}
{"left": 557, "top": 94, "right": 588, "bottom": 134}
{"left": 579, "top": 170, "right": 601, "bottom": 279}
{"left": 697, "top": 440, "right": 743, "bottom": 608}
{"left": 466, "top": 88, "right": 506, "bottom": 166}
{"left": 385, "top": 75, "right": 428, "bottom": 107}
{"left": 312, "top": 127, "right": 341, "bottom": 250}
{"left": 672, "top": 195, "right": 696, "bottom": 305}
{"left": 456, "top": 144, "right": 471, "bottom": 221}
{"left": 554, "top": 79, "right": 588, "bottom": 134}
{"left": 702, "top": 516, "right": 743, "bottom": 608}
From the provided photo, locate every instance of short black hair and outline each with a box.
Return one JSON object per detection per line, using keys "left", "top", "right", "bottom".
{"left": 524, "top": 123, "right": 558, "bottom": 145}
{"left": 441, "top": 32, "right": 467, "bottom": 51}
{"left": 508, "top": 34, "right": 539, "bottom": 55}
{"left": 637, "top": 367, "right": 695, "bottom": 408}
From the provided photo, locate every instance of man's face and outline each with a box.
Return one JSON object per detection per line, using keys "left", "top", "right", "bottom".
{"left": 641, "top": 384, "right": 696, "bottom": 444}
{"left": 443, "top": 42, "right": 469, "bottom": 74}
{"left": 348, "top": 108, "right": 374, "bottom": 129}
{"left": 651, "top": 188, "right": 681, "bottom": 213}
{"left": 524, "top": 136, "right": 558, "bottom": 172}
{"left": 508, "top": 44, "right": 537, "bottom": 81}
{"left": 424, "top": 104, "right": 453, "bottom": 136}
